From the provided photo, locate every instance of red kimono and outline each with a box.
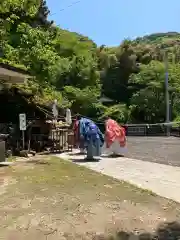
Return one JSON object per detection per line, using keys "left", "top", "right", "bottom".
{"left": 73, "top": 119, "right": 79, "bottom": 148}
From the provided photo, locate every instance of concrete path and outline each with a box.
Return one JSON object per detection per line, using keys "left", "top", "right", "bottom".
{"left": 58, "top": 151, "right": 180, "bottom": 203}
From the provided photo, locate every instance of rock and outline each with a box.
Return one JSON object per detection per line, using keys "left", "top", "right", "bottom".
{"left": 19, "top": 150, "right": 29, "bottom": 158}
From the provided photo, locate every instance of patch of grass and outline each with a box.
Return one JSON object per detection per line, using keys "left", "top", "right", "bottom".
{"left": 0, "top": 155, "right": 179, "bottom": 239}
{"left": 9, "top": 157, "right": 178, "bottom": 207}
{"left": 7, "top": 156, "right": 17, "bottom": 162}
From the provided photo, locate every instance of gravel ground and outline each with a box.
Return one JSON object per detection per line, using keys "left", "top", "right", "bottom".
{"left": 126, "top": 136, "right": 180, "bottom": 167}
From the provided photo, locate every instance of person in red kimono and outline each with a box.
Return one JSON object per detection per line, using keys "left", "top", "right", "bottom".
{"left": 104, "top": 117, "right": 127, "bottom": 156}
{"left": 73, "top": 116, "right": 79, "bottom": 148}
{"left": 73, "top": 114, "right": 86, "bottom": 153}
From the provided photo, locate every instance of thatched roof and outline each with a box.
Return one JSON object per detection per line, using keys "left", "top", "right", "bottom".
{"left": 0, "top": 63, "right": 31, "bottom": 84}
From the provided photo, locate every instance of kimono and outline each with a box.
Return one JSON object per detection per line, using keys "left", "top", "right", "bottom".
{"left": 79, "top": 118, "right": 104, "bottom": 159}
{"left": 104, "top": 118, "right": 127, "bottom": 156}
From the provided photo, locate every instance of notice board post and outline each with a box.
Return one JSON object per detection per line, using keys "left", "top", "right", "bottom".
{"left": 19, "top": 113, "right": 26, "bottom": 149}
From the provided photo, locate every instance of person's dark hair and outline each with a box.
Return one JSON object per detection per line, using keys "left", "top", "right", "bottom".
{"left": 76, "top": 114, "right": 81, "bottom": 120}
{"left": 104, "top": 116, "right": 110, "bottom": 121}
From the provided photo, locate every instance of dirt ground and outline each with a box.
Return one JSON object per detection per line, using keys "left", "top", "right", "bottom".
{"left": 0, "top": 156, "right": 180, "bottom": 240}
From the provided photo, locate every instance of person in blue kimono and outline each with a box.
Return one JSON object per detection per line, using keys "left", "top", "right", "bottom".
{"left": 76, "top": 116, "right": 92, "bottom": 153}
{"left": 79, "top": 117, "right": 104, "bottom": 160}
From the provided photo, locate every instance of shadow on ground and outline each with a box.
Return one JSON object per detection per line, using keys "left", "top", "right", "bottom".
{"left": 68, "top": 152, "right": 101, "bottom": 163}
{"left": 68, "top": 152, "right": 86, "bottom": 156}
{"left": 68, "top": 151, "right": 125, "bottom": 162}
{"left": 72, "top": 158, "right": 100, "bottom": 163}
{"left": 94, "top": 221, "right": 180, "bottom": 240}
{"left": 102, "top": 154, "right": 125, "bottom": 158}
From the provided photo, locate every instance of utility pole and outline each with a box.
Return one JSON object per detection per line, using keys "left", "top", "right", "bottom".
{"left": 164, "top": 51, "right": 170, "bottom": 136}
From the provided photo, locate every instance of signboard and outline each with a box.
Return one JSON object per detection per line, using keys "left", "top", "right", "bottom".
{"left": 52, "top": 99, "right": 58, "bottom": 119}
{"left": 19, "top": 113, "right": 26, "bottom": 131}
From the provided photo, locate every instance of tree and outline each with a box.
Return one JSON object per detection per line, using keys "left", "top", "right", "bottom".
{"left": 101, "top": 41, "right": 139, "bottom": 103}
{"left": 2, "top": 0, "right": 180, "bottom": 124}
{"left": 0, "top": 0, "right": 52, "bottom": 27}
{"left": 129, "top": 61, "right": 180, "bottom": 122}
{"left": 63, "top": 86, "right": 103, "bottom": 118}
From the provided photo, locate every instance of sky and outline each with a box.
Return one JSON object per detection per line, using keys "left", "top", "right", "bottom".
{"left": 46, "top": 0, "right": 180, "bottom": 46}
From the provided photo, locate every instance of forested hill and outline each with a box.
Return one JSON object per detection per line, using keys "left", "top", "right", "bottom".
{"left": 135, "top": 32, "right": 180, "bottom": 43}
{"left": 1, "top": 0, "right": 180, "bottom": 124}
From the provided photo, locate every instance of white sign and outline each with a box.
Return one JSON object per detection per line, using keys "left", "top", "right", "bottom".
{"left": 65, "top": 108, "right": 72, "bottom": 125}
{"left": 52, "top": 99, "right": 58, "bottom": 119}
{"left": 19, "top": 113, "right": 26, "bottom": 131}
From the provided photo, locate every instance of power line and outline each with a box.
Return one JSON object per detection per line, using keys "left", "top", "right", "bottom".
{"left": 50, "top": 0, "right": 82, "bottom": 16}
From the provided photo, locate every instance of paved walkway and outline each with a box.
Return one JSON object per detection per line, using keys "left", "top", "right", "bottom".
{"left": 58, "top": 151, "right": 180, "bottom": 203}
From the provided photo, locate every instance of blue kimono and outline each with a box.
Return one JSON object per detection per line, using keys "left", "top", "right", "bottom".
{"left": 79, "top": 118, "right": 104, "bottom": 159}
{"left": 78, "top": 118, "right": 93, "bottom": 152}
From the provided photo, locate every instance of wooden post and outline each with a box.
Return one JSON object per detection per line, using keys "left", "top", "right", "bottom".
{"left": 22, "top": 130, "right": 25, "bottom": 150}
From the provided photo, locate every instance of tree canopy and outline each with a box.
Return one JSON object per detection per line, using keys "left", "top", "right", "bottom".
{"left": 1, "top": 0, "right": 180, "bottom": 123}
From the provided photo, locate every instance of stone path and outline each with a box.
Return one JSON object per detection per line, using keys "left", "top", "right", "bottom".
{"left": 58, "top": 151, "right": 180, "bottom": 203}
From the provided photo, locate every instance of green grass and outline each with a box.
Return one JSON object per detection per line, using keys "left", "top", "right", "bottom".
{"left": 7, "top": 156, "right": 17, "bottom": 162}
{"left": 0, "top": 156, "right": 179, "bottom": 239}
{"left": 7, "top": 156, "right": 177, "bottom": 207}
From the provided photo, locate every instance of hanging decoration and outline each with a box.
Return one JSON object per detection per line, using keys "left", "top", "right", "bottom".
{"left": 65, "top": 108, "right": 72, "bottom": 125}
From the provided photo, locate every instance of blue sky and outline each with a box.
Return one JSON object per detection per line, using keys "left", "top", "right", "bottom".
{"left": 47, "top": 0, "right": 179, "bottom": 46}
